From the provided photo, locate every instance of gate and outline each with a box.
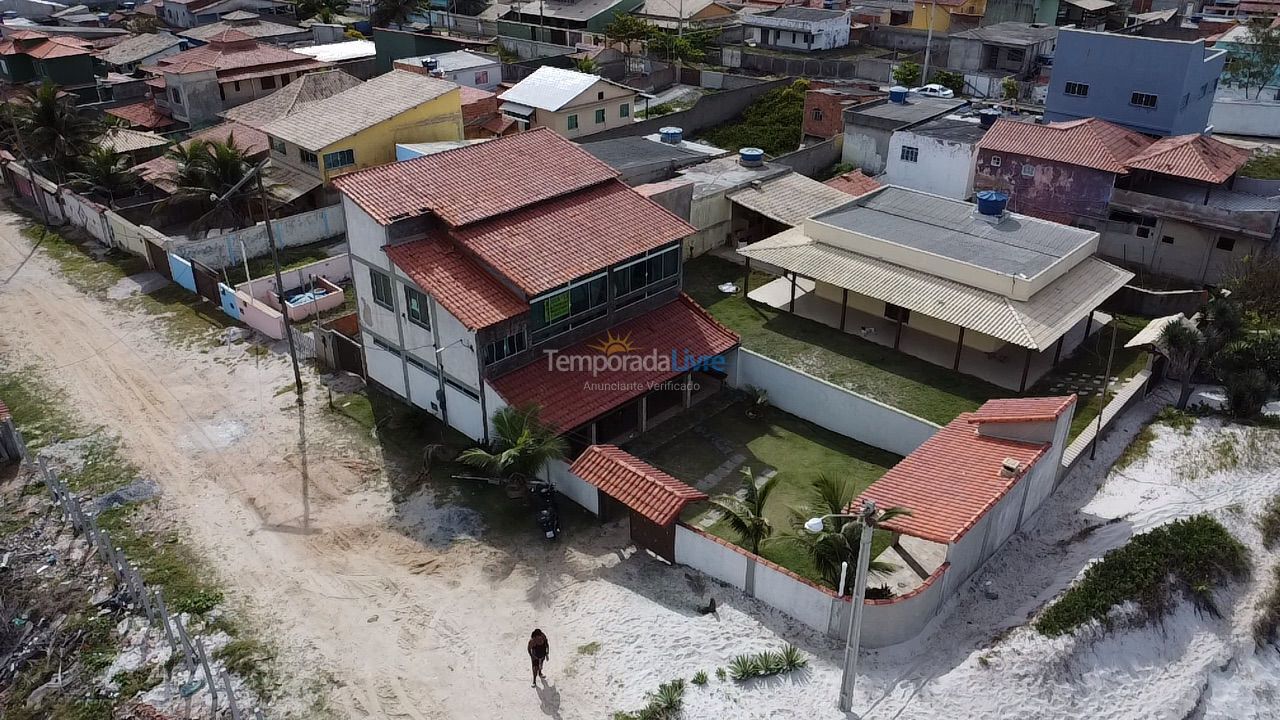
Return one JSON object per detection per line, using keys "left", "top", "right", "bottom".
{"left": 192, "top": 260, "right": 221, "bottom": 305}
{"left": 331, "top": 331, "right": 365, "bottom": 377}
{"left": 147, "top": 240, "right": 171, "bottom": 279}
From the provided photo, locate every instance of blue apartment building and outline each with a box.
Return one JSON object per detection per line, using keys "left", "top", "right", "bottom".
{"left": 1044, "top": 28, "right": 1227, "bottom": 136}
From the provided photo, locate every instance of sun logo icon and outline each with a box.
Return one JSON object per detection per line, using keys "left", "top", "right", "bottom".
{"left": 589, "top": 330, "right": 636, "bottom": 355}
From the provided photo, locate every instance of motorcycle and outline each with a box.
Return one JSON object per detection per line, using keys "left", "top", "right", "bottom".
{"left": 528, "top": 479, "right": 562, "bottom": 540}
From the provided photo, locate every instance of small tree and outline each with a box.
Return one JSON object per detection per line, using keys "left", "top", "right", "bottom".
{"left": 782, "top": 475, "right": 912, "bottom": 588}
{"left": 604, "top": 12, "right": 653, "bottom": 58}
{"left": 892, "top": 61, "right": 921, "bottom": 87}
{"left": 1159, "top": 321, "right": 1206, "bottom": 410}
{"left": 295, "top": 0, "right": 349, "bottom": 21}
{"left": 708, "top": 466, "right": 778, "bottom": 555}
{"left": 1224, "top": 19, "right": 1280, "bottom": 100}
{"left": 372, "top": 0, "right": 424, "bottom": 28}
{"left": 933, "top": 69, "right": 965, "bottom": 95}
{"left": 1001, "top": 76, "right": 1020, "bottom": 101}
{"left": 68, "top": 146, "right": 138, "bottom": 204}
{"left": 573, "top": 56, "right": 600, "bottom": 74}
{"left": 1225, "top": 369, "right": 1273, "bottom": 419}
{"left": 15, "top": 80, "right": 102, "bottom": 179}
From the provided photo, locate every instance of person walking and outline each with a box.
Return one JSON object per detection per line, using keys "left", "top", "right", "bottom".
{"left": 527, "top": 629, "right": 549, "bottom": 687}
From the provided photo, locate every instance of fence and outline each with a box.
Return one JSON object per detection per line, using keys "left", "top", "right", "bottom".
{"left": 170, "top": 205, "right": 347, "bottom": 271}
{"left": 728, "top": 349, "right": 938, "bottom": 457}
{"left": 30, "top": 454, "right": 266, "bottom": 719}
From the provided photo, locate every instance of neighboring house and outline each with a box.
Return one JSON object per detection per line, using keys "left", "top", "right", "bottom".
{"left": 94, "top": 32, "right": 185, "bottom": 75}
{"left": 96, "top": 126, "right": 170, "bottom": 164}
{"left": 133, "top": 120, "right": 268, "bottom": 194}
{"left": 1041, "top": 0, "right": 1119, "bottom": 29}
{"left": 330, "top": 128, "right": 739, "bottom": 470}
{"left": 178, "top": 11, "right": 311, "bottom": 45}
{"left": 293, "top": 40, "right": 377, "bottom": 80}
{"left": 457, "top": 85, "right": 518, "bottom": 139}
{"left": 159, "top": 0, "right": 290, "bottom": 29}
{"left": 738, "top": 186, "right": 1134, "bottom": 390}
{"left": 741, "top": 7, "right": 854, "bottom": 52}
{"left": 143, "top": 30, "right": 331, "bottom": 126}
{"left": 393, "top": 50, "right": 500, "bottom": 91}
{"left": 498, "top": 66, "right": 639, "bottom": 139}
{"left": 499, "top": 0, "right": 645, "bottom": 43}
{"left": 262, "top": 69, "right": 463, "bottom": 194}
{"left": 885, "top": 115, "right": 988, "bottom": 200}
{"left": 824, "top": 169, "right": 880, "bottom": 197}
{"left": 105, "top": 99, "right": 180, "bottom": 129}
{"left": 973, "top": 117, "right": 1152, "bottom": 222}
{"left": 1044, "top": 28, "right": 1226, "bottom": 136}
{"left": 581, "top": 132, "right": 725, "bottom": 185}
{"left": 802, "top": 84, "right": 884, "bottom": 142}
{"left": 841, "top": 93, "right": 967, "bottom": 173}
{"left": 948, "top": 22, "right": 1057, "bottom": 81}
{"left": 0, "top": 30, "right": 102, "bottom": 97}
{"left": 220, "top": 67, "right": 363, "bottom": 126}
{"left": 634, "top": 0, "right": 739, "bottom": 29}
{"left": 907, "top": 0, "right": 986, "bottom": 33}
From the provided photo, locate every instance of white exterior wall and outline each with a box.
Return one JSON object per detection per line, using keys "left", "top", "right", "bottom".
{"left": 746, "top": 15, "right": 851, "bottom": 51}
{"left": 674, "top": 524, "right": 748, "bottom": 590}
{"left": 855, "top": 568, "right": 950, "bottom": 648}
{"left": 546, "top": 459, "right": 598, "bottom": 514}
{"left": 752, "top": 561, "right": 837, "bottom": 632}
{"left": 886, "top": 130, "right": 977, "bottom": 200}
{"left": 344, "top": 196, "right": 388, "bottom": 261}
{"left": 731, "top": 349, "right": 937, "bottom": 457}
{"left": 363, "top": 330, "right": 407, "bottom": 396}
{"left": 445, "top": 62, "right": 500, "bottom": 90}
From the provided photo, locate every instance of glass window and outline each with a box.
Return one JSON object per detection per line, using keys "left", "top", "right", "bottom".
{"left": 170, "top": 87, "right": 182, "bottom": 104}
{"left": 612, "top": 246, "right": 679, "bottom": 305}
{"left": 594, "top": 108, "right": 605, "bottom": 124}
{"left": 300, "top": 149, "right": 318, "bottom": 167}
{"left": 620, "top": 103, "right": 629, "bottom": 118}
{"left": 324, "top": 149, "right": 355, "bottom": 170}
{"left": 475, "top": 70, "right": 489, "bottom": 85}
{"left": 371, "top": 336, "right": 398, "bottom": 354}
{"left": 900, "top": 146, "right": 918, "bottom": 163}
{"left": 567, "top": 114, "right": 578, "bottom": 130}
{"left": 369, "top": 269, "right": 393, "bottom": 309}
{"left": 1064, "top": 82, "right": 1088, "bottom": 97}
{"left": 1130, "top": 92, "right": 1158, "bottom": 108}
{"left": 530, "top": 273, "right": 608, "bottom": 340}
{"left": 990, "top": 155, "right": 1002, "bottom": 167}
{"left": 1021, "top": 164, "right": 1036, "bottom": 177}
{"left": 483, "top": 329, "right": 528, "bottom": 365}
{"left": 261, "top": 75, "right": 276, "bottom": 90}
{"left": 1161, "top": 235, "right": 1175, "bottom": 244}
{"left": 404, "top": 286, "right": 430, "bottom": 328}
{"left": 269, "top": 136, "right": 285, "bottom": 154}
{"left": 811, "top": 108, "right": 823, "bottom": 120}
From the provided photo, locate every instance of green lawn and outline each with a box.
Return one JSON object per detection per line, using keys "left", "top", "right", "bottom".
{"left": 639, "top": 400, "right": 900, "bottom": 587}
{"left": 683, "top": 255, "right": 1006, "bottom": 425}
{"left": 220, "top": 240, "right": 340, "bottom": 286}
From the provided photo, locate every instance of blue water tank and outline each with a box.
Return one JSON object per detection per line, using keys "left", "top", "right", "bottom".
{"left": 976, "top": 190, "right": 1009, "bottom": 217}
{"left": 978, "top": 108, "right": 1001, "bottom": 129}
{"left": 823, "top": 0, "right": 836, "bottom": 7}
{"left": 659, "top": 126, "right": 683, "bottom": 144}
{"left": 888, "top": 85, "right": 909, "bottom": 104}
{"left": 739, "top": 147, "right": 764, "bottom": 167}
{"left": 2, "top": 10, "right": 18, "bottom": 19}
{"left": 121, "top": 1, "right": 136, "bottom": 9}
{"left": 98, "top": 12, "right": 111, "bottom": 22}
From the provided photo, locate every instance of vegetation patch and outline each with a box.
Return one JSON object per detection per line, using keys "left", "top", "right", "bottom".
{"left": 215, "top": 636, "right": 278, "bottom": 700}
{"left": 1260, "top": 496, "right": 1280, "bottom": 551}
{"left": 612, "top": 678, "right": 686, "bottom": 720}
{"left": 1113, "top": 424, "right": 1156, "bottom": 472}
{"left": 727, "top": 645, "right": 807, "bottom": 681}
{"left": 1254, "top": 565, "right": 1280, "bottom": 646}
{"left": 699, "top": 80, "right": 808, "bottom": 156}
{"left": 0, "top": 362, "right": 74, "bottom": 449}
{"left": 576, "top": 641, "right": 601, "bottom": 656}
{"left": 1035, "top": 515, "right": 1250, "bottom": 637}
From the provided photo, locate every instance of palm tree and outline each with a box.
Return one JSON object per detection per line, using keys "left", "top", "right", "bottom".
{"left": 1224, "top": 368, "right": 1273, "bottom": 419}
{"left": 161, "top": 135, "right": 256, "bottom": 221}
{"left": 14, "top": 80, "right": 102, "bottom": 178}
{"left": 708, "top": 466, "right": 778, "bottom": 555}
{"left": 458, "top": 405, "right": 567, "bottom": 481}
{"left": 372, "top": 0, "right": 424, "bottom": 28}
{"left": 1159, "top": 321, "right": 1206, "bottom": 410}
{"left": 785, "top": 475, "right": 911, "bottom": 587}
{"left": 68, "top": 146, "right": 138, "bottom": 204}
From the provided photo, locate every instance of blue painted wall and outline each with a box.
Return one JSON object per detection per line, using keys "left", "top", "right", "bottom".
{"left": 218, "top": 283, "right": 241, "bottom": 319}
{"left": 1045, "top": 29, "right": 1226, "bottom": 136}
{"left": 169, "top": 254, "right": 197, "bottom": 294}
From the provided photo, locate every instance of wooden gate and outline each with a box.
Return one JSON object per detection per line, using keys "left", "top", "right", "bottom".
{"left": 146, "top": 240, "right": 171, "bottom": 280}
{"left": 191, "top": 260, "right": 221, "bottom": 305}
{"left": 629, "top": 511, "right": 676, "bottom": 562}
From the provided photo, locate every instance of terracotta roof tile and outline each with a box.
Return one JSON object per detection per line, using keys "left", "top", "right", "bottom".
{"left": 149, "top": 34, "right": 327, "bottom": 76}
{"left": 569, "top": 445, "right": 707, "bottom": 526}
{"left": 1124, "top": 133, "right": 1251, "bottom": 184}
{"left": 977, "top": 117, "right": 1153, "bottom": 174}
{"left": 0, "top": 398, "right": 10, "bottom": 422}
{"left": 964, "top": 395, "right": 1077, "bottom": 424}
{"left": 490, "top": 294, "right": 739, "bottom": 432}
{"left": 825, "top": 170, "right": 880, "bottom": 197}
{"left": 188, "top": 121, "right": 269, "bottom": 156}
{"left": 451, "top": 179, "right": 694, "bottom": 295}
{"left": 330, "top": 128, "right": 620, "bottom": 226}
{"left": 855, "top": 399, "right": 1068, "bottom": 543}
{"left": 384, "top": 235, "right": 527, "bottom": 330}
{"left": 105, "top": 101, "right": 177, "bottom": 130}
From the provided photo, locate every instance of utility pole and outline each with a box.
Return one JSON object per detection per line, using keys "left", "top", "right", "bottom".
{"left": 921, "top": 0, "right": 937, "bottom": 85}
{"left": 256, "top": 168, "right": 305, "bottom": 407}
{"left": 838, "top": 500, "right": 875, "bottom": 712}
{"left": 6, "top": 107, "right": 51, "bottom": 228}
{"left": 1089, "top": 319, "right": 1118, "bottom": 460}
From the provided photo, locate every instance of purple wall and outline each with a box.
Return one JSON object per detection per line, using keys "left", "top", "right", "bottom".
{"left": 973, "top": 150, "right": 1117, "bottom": 224}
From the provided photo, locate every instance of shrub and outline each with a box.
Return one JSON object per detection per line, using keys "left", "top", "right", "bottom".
{"left": 728, "top": 654, "right": 758, "bottom": 681}
{"left": 715, "top": 667, "right": 726, "bottom": 681}
{"left": 700, "top": 80, "right": 809, "bottom": 156}
{"left": 691, "top": 670, "right": 708, "bottom": 686}
{"left": 1035, "top": 515, "right": 1249, "bottom": 636}
{"left": 780, "top": 644, "right": 808, "bottom": 671}
{"left": 1261, "top": 496, "right": 1280, "bottom": 550}
{"left": 1254, "top": 565, "right": 1280, "bottom": 646}
{"left": 727, "top": 647, "right": 808, "bottom": 682}
{"left": 614, "top": 678, "right": 686, "bottom": 720}
{"left": 933, "top": 69, "right": 964, "bottom": 94}
{"left": 1225, "top": 369, "right": 1274, "bottom": 419}
{"left": 892, "top": 61, "right": 921, "bottom": 87}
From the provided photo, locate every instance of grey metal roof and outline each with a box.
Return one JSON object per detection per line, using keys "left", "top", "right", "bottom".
{"left": 263, "top": 70, "right": 458, "bottom": 151}
{"left": 96, "top": 32, "right": 183, "bottom": 66}
{"left": 580, "top": 136, "right": 710, "bottom": 171}
{"left": 850, "top": 97, "right": 968, "bottom": 124}
{"left": 728, "top": 173, "right": 855, "bottom": 226}
{"left": 907, "top": 117, "right": 989, "bottom": 144}
{"left": 769, "top": 6, "right": 847, "bottom": 21}
{"left": 812, "top": 186, "right": 1097, "bottom": 280}
{"left": 950, "top": 22, "right": 1059, "bottom": 45}
{"left": 739, "top": 226, "right": 1133, "bottom": 349}
{"left": 221, "top": 69, "right": 363, "bottom": 127}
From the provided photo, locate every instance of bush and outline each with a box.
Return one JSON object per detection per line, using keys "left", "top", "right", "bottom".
{"left": 933, "top": 69, "right": 964, "bottom": 94}
{"left": 691, "top": 670, "right": 708, "bottom": 686}
{"left": 1035, "top": 515, "right": 1249, "bottom": 636}
{"left": 1254, "top": 565, "right": 1280, "bottom": 646}
{"left": 1261, "top": 496, "right": 1280, "bottom": 550}
{"left": 613, "top": 678, "right": 686, "bottom": 720}
{"left": 700, "top": 80, "right": 809, "bottom": 156}
{"left": 892, "top": 61, "right": 921, "bottom": 87}
{"left": 727, "top": 646, "right": 808, "bottom": 682}
{"left": 1225, "top": 369, "right": 1274, "bottom": 419}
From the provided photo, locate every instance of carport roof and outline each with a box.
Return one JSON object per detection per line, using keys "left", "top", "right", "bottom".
{"left": 728, "top": 172, "right": 855, "bottom": 227}
{"left": 569, "top": 445, "right": 707, "bottom": 526}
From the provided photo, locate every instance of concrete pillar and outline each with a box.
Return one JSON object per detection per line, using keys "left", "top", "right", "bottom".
{"left": 953, "top": 326, "right": 965, "bottom": 371}
{"left": 788, "top": 272, "right": 797, "bottom": 312}
{"left": 743, "top": 257, "right": 752, "bottom": 297}
{"left": 840, "top": 288, "right": 849, "bottom": 332}
{"left": 1019, "top": 346, "right": 1033, "bottom": 393}
{"left": 1083, "top": 310, "right": 1094, "bottom": 340}
{"left": 639, "top": 396, "right": 648, "bottom": 434}
{"left": 682, "top": 372, "right": 693, "bottom": 408}
{"left": 1053, "top": 335, "right": 1064, "bottom": 365}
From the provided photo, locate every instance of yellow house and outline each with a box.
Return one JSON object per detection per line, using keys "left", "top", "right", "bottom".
{"left": 263, "top": 69, "right": 464, "bottom": 188}
{"left": 908, "top": 0, "right": 987, "bottom": 32}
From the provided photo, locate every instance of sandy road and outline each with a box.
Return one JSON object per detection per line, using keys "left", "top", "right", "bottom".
{"left": 0, "top": 211, "right": 608, "bottom": 719}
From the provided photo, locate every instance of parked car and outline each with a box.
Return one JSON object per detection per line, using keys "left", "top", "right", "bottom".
{"left": 910, "top": 84, "right": 955, "bottom": 99}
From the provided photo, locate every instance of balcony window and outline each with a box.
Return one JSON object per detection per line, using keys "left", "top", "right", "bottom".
{"left": 611, "top": 245, "right": 680, "bottom": 308}
{"left": 370, "top": 269, "right": 393, "bottom": 309}
{"left": 483, "top": 329, "right": 528, "bottom": 365}
{"left": 300, "top": 149, "right": 318, "bottom": 168}
{"left": 530, "top": 273, "right": 608, "bottom": 343}
{"left": 404, "top": 286, "right": 430, "bottom": 329}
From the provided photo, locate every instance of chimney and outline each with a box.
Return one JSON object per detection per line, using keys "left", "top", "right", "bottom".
{"left": 999, "top": 457, "right": 1022, "bottom": 478}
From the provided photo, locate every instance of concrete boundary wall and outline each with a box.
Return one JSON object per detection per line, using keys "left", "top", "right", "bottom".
{"left": 234, "top": 255, "right": 353, "bottom": 300}
{"left": 170, "top": 205, "right": 346, "bottom": 270}
{"left": 729, "top": 349, "right": 938, "bottom": 457}
{"left": 585, "top": 78, "right": 795, "bottom": 142}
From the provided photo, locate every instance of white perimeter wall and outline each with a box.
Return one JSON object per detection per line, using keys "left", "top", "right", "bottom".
{"left": 730, "top": 349, "right": 938, "bottom": 457}
{"left": 546, "top": 458, "right": 598, "bottom": 515}
{"left": 855, "top": 565, "right": 950, "bottom": 648}
{"left": 176, "top": 205, "right": 347, "bottom": 269}
{"left": 674, "top": 524, "right": 748, "bottom": 591}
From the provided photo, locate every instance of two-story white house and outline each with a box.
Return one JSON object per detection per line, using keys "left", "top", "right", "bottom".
{"left": 332, "top": 129, "right": 739, "bottom": 509}
{"left": 741, "top": 7, "right": 853, "bottom": 52}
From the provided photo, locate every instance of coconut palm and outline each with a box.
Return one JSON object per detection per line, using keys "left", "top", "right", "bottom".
{"left": 372, "top": 0, "right": 424, "bottom": 28}
{"left": 67, "top": 146, "right": 138, "bottom": 204}
{"left": 458, "top": 404, "right": 567, "bottom": 481}
{"left": 1225, "top": 368, "right": 1273, "bottom": 419}
{"left": 14, "top": 80, "right": 102, "bottom": 177}
{"left": 785, "top": 474, "right": 911, "bottom": 587}
{"left": 708, "top": 466, "right": 779, "bottom": 555}
{"left": 1159, "top": 321, "right": 1206, "bottom": 410}
{"left": 161, "top": 135, "right": 256, "bottom": 222}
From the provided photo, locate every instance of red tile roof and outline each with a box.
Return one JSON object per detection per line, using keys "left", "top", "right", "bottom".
{"left": 457, "top": 84, "right": 494, "bottom": 105}
{"left": 569, "top": 445, "right": 707, "bottom": 526}
{"left": 0, "top": 398, "right": 10, "bottom": 422}
{"left": 856, "top": 400, "right": 1065, "bottom": 544}
{"left": 490, "top": 294, "right": 739, "bottom": 432}
{"left": 977, "top": 117, "right": 1153, "bottom": 174}
{"left": 330, "top": 128, "right": 619, "bottom": 226}
{"left": 105, "top": 101, "right": 177, "bottom": 130}
{"left": 451, "top": 180, "right": 694, "bottom": 295}
{"left": 964, "top": 396, "right": 1077, "bottom": 424}
{"left": 0, "top": 32, "right": 93, "bottom": 59}
{"left": 148, "top": 34, "right": 328, "bottom": 77}
{"left": 825, "top": 170, "right": 880, "bottom": 197}
{"left": 384, "top": 235, "right": 528, "bottom": 330}
{"left": 1124, "top": 133, "right": 1251, "bottom": 184}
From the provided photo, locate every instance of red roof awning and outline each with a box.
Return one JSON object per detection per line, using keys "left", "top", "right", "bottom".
{"left": 569, "top": 445, "right": 707, "bottom": 526}
{"left": 385, "top": 235, "right": 527, "bottom": 331}
{"left": 490, "top": 294, "right": 739, "bottom": 433}
{"left": 965, "top": 396, "right": 1076, "bottom": 424}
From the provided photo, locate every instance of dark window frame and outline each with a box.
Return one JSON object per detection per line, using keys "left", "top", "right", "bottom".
{"left": 404, "top": 285, "right": 430, "bottom": 329}
{"left": 369, "top": 269, "right": 394, "bottom": 310}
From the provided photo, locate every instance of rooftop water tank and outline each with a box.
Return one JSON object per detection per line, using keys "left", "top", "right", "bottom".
{"left": 659, "top": 127, "right": 683, "bottom": 144}
{"left": 2, "top": 10, "right": 18, "bottom": 19}
{"left": 978, "top": 109, "right": 1001, "bottom": 129}
{"left": 888, "top": 85, "right": 909, "bottom": 104}
{"left": 98, "top": 12, "right": 111, "bottom": 23}
{"left": 121, "top": 1, "right": 136, "bottom": 9}
{"left": 739, "top": 148, "right": 764, "bottom": 168}
{"left": 423, "top": 58, "right": 438, "bottom": 70}
{"left": 976, "top": 190, "right": 1009, "bottom": 218}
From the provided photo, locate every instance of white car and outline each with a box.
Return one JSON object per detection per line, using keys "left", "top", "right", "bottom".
{"left": 910, "top": 84, "right": 956, "bottom": 99}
